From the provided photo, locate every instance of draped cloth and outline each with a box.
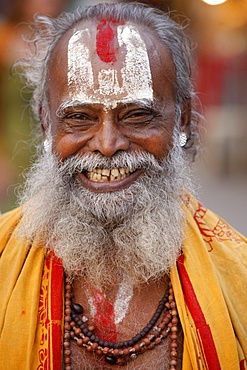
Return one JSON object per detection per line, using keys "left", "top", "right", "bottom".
{"left": 0, "top": 194, "right": 246, "bottom": 369}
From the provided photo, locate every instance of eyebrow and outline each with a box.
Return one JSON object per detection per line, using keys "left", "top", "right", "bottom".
{"left": 56, "top": 99, "right": 92, "bottom": 117}
{"left": 56, "top": 98, "right": 156, "bottom": 118}
{"left": 124, "top": 99, "right": 155, "bottom": 110}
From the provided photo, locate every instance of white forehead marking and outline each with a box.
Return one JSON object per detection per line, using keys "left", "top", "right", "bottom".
{"left": 67, "top": 24, "right": 153, "bottom": 109}
{"left": 117, "top": 25, "right": 153, "bottom": 101}
{"left": 98, "top": 69, "right": 120, "bottom": 96}
{"left": 67, "top": 29, "right": 94, "bottom": 100}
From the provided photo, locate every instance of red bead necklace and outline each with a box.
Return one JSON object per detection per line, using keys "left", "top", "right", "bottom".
{"left": 63, "top": 276, "right": 179, "bottom": 369}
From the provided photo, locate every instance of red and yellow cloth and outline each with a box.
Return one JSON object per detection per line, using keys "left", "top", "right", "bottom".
{"left": 0, "top": 194, "right": 247, "bottom": 369}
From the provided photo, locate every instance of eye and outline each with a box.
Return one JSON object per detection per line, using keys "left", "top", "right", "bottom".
{"left": 121, "top": 109, "right": 155, "bottom": 125}
{"left": 66, "top": 113, "right": 91, "bottom": 120}
{"left": 63, "top": 111, "right": 98, "bottom": 131}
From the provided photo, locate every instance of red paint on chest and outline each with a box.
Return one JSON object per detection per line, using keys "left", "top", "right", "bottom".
{"left": 96, "top": 19, "right": 120, "bottom": 63}
{"left": 91, "top": 288, "right": 117, "bottom": 342}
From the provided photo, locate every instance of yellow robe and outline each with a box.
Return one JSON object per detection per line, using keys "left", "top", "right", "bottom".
{"left": 0, "top": 194, "right": 247, "bottom": 369}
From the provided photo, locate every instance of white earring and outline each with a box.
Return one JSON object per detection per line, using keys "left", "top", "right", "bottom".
{"left": 179, "top": 132, "right": 187, "bottom": 147}
{"left": 43, "top": 138, "right": 50, "bottom": 152}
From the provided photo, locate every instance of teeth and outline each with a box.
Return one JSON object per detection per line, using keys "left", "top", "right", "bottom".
{"left": 111, "top": 168, "right": 119, "bottom": 177}
{"left": 102, "top": 169, "right": 110, "bottom": 176}
{"left": 86, "top": 167, "right": 133, "bottom": 182}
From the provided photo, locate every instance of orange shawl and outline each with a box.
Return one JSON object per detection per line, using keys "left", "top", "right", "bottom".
{"left": 0, "top": 194, "right": 247, "bottom": 369}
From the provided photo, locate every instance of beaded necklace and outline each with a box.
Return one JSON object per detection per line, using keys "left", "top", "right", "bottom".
{"left": 64, "top": 276, "right": 179, "bottom": 369}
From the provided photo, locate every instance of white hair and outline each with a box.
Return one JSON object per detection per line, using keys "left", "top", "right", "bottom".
{"left": 18, "top": 130, "right": 194, "bottom": 288}
{"left": 17, "top": 2, "right": 200, "bottom": 158}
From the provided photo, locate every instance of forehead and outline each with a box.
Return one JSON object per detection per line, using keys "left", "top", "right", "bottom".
{"left": 48, "top": 19, "right": 175, "bottom": 107}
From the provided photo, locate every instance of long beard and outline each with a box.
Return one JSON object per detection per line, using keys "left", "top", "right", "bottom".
{"left": 18, "top": 142, "right": 193, "bottom": 288}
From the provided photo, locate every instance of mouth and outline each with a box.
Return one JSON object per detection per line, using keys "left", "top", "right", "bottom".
{"left": 86, "top": 167, "right": 133, "bottom": 182}
{"left": 77, "top": 167, "right": 144, "bottom": 192}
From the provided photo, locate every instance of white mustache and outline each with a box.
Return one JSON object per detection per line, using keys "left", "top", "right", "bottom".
{"left": 58, "top": 151, "right": 164, "bottom": 177}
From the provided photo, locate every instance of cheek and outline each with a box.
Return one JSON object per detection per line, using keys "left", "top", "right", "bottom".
{"left": 144, "top": 134, "right": 173, "bottom": 160}
{"left": 51, "top": 132, "right": 89, "bottom": 160}
{"left": 129, "top": 125, "right": 174, "bottom": 160}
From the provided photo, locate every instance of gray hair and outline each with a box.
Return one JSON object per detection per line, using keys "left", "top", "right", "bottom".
{"left": 19, "top": 2, "right": 200, "bottom": 156}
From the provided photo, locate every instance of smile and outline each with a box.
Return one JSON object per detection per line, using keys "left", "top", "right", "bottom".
{"left": 86, "top": 167, "right": 133, "bottom": 182}
{"left": 77, "top": 167, "right": 144, "bottom": 192}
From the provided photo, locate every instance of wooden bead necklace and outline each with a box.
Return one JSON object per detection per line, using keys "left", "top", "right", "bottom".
{"left": 64, "top": 275, "right": 179, "bottom": 369}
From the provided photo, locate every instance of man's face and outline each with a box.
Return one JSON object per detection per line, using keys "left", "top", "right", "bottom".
{"left": 47, "top": 19, "right": 177, "bottom": 193}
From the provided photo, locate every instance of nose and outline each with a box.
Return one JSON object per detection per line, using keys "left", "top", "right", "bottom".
{"left": 88, "top": 115, "right": 130, "bottom": 157}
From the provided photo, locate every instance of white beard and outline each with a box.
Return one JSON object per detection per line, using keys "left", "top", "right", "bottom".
{"left": 18, "top": 140, "right": 193, "bottom": 288}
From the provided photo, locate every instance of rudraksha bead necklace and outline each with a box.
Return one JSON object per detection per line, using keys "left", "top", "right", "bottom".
{"left": 64, "top": 275, "right": 179, "bottom": 369}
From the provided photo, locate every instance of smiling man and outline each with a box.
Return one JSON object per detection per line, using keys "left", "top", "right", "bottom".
{"left": 0, "top": 3, "right": 247, "bottom": 370}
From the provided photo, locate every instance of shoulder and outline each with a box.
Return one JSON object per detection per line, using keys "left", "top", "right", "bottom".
{"left": 182, "top": 192, "right": 247, "bottom": 255}
{"left": 0, "top": 207, "right": 23, "bottom": 253}
{"left": 0, "top": 206, "right": 23, "bottom": 230}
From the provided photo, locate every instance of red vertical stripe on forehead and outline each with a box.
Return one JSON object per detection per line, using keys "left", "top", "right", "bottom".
{"left": 96, "top": 19, "right": 123, "bottom": 63}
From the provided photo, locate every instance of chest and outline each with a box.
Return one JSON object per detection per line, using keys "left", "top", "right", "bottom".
{"left": 64, "top": 287, "right": 183, "bottom": 369}
{"left": 69, "top": 339, "right": 183, "bottom": 370}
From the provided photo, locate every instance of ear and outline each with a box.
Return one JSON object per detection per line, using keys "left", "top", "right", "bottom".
{"left": 180, "top": 98, "right": 191, "bottom": 135}
{"left": 41, "top": 122, "right": 47, "bottom": 137}
{"left": 39, "top": 105, "right": 49, "bottom": 139}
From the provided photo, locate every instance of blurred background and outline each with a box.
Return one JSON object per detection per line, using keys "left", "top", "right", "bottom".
{"left": 0, "top": 0, "right": 246, "bottom": 234}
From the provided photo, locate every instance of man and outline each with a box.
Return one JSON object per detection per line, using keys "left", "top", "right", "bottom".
{"left": 0, "top": 2, "right": 246, "bottom": 369}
